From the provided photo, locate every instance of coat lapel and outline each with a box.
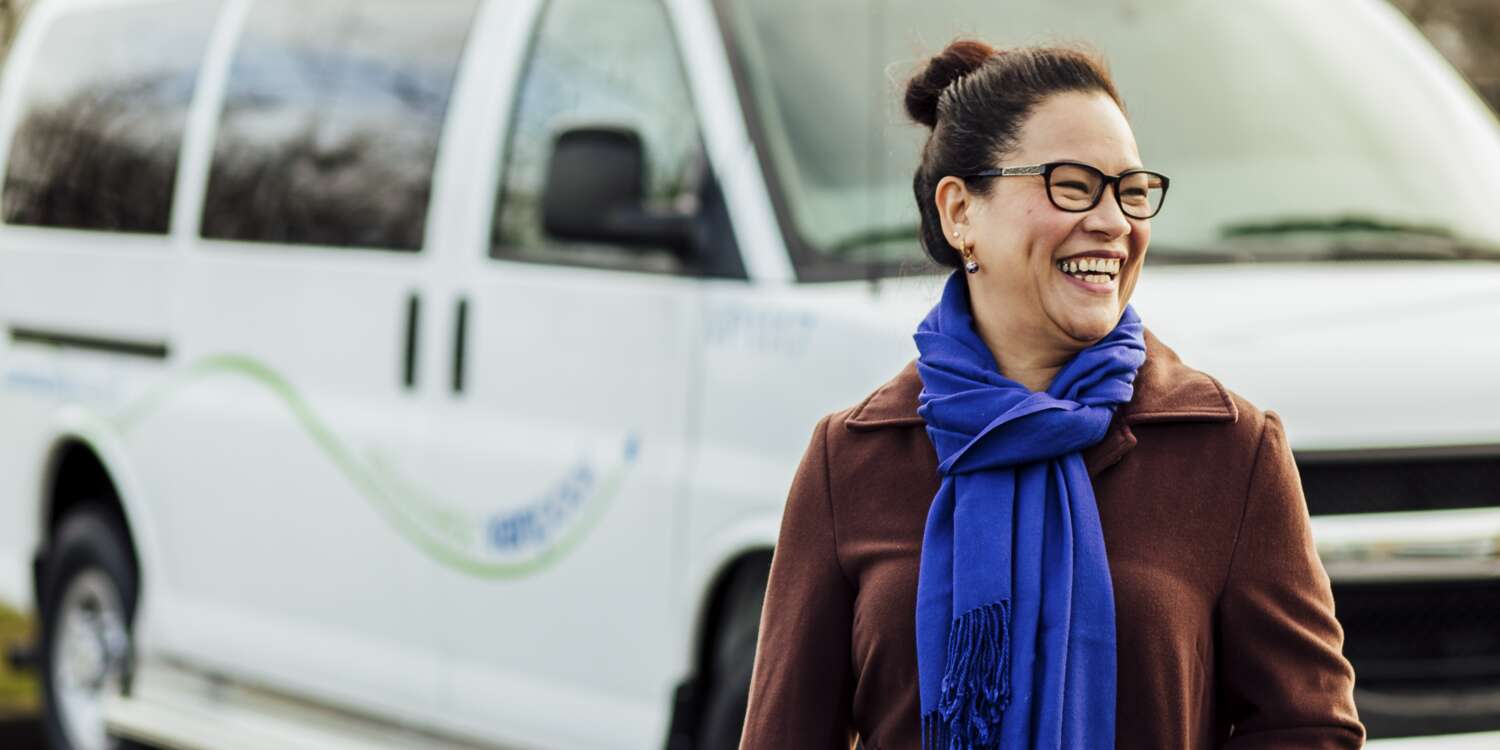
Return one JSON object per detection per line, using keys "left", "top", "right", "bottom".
{"left": 844, "top": 326, "right": 1239, "bottom": 478}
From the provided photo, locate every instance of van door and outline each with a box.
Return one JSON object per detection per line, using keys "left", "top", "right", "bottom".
{"left": 150, "top": 0, "right": 479, "bottom": 724}
{"left": 421, "top": 0, "right": 713, "bottom": 745}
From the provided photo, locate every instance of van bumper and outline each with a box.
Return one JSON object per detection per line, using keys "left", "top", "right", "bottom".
{"left": 1314, "top": 508, "right": 1500, "bottom": 739}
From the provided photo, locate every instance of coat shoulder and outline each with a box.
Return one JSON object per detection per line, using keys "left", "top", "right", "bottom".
{"left": 806, "top": 367, "right": 942, "bottom": 504}
{"left": 1220, "top": 385, "right": 1289, "bottom": 465}
{"left": 1142, "top": 375, "right": 1281, "bottom": 484}
{"left": 841, "top": 359, "right": 925, "bottom": 431}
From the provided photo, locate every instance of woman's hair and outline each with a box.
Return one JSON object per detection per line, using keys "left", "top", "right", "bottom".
{"left": 904, "top": 39, "right": 1125, "bottom": 268}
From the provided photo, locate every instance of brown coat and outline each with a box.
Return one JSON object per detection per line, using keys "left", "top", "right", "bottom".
{"left": 740, "top": 327, "right": 1364, "bottom": 749}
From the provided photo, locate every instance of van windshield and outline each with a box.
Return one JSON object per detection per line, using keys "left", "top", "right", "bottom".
{"left": 714, "top": 0, "right": 1500, "bottom": 280}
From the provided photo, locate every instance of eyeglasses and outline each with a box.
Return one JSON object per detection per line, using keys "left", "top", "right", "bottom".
{"left": 959, "top": 160, "right": 1170, "bottom": 220}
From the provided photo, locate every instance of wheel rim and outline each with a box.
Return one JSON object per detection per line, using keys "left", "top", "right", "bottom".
{"left": 50, "top": 567, "right": 129, "bottom": 750}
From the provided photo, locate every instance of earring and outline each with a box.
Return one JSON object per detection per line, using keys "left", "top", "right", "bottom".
{"left": 953, "top": 229, "right": 979, "bottom": 273}
{"left": 962, "top": 239, "right": 979, "bottom": 274}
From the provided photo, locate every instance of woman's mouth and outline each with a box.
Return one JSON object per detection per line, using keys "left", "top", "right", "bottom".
{"left": 1056, "top": 257, "right": 1119, "bottom": 294}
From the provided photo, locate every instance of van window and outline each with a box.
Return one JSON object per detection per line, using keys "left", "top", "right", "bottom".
{"left": 200, "top": 0, "right": 478, "bottom": 251}
{"left": 716, "top": 0, "right": 1500, "bottom": 280}
{"left": 0, "top": 0, "right": 221, "bottom": 233}
{"left": 491, "top": 0, "right": 704, "bottom": 273}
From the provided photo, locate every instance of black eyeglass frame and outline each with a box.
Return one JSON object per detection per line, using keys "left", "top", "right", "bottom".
{"left": 959, "top": 160, "right": 1171, "bottom": 219}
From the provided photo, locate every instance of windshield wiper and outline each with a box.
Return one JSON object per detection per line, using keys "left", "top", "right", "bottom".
{"left": 1218, "top": 214, "right": 1500, "bottom": 261}
{"left": 1141, "top": 245, "right": 1256, "bottom": 265}
{"left": 1222, "top": 214, "right": 1456, "bottom": 239}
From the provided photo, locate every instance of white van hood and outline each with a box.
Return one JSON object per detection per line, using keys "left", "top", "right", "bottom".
{"left": 835, "top": 262, "right": 1500, "bottom": 451}
{"left": 1130, "top": 261, "right": 1500, "bottom": 451}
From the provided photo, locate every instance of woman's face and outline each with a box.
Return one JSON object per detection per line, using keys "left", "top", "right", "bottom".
{"left": 937, "top": 90, "right": 1150, "bottom": 347}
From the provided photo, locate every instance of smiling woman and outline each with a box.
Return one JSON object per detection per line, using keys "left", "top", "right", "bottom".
{"left": 739, "top": 36, "right": 1364, "bottom": 750}
{"left": 912, "top": 45, "right": 1153, "bottom": 390}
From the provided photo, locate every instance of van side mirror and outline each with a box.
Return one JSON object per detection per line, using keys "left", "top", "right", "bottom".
{"left": 540, "top": 125, "right": 697, "bottom": 258}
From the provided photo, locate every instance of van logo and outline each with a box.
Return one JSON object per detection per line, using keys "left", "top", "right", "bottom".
{"left": 705, "top": 302, "right": 817, "bottom": 356}
{"left": 366, "top": 433, "right": 640, "bottom": 574}
{"left": 486, "top": 434, "right": 640, "bottom": 554}
{"left": 101, "top": 354, "right": 640, "bottom": 578}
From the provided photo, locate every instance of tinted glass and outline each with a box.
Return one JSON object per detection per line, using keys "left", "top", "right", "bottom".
{"left": 1048, "top": 164, "right": 1104, "bottom": 209}
{"left": 1, "top": 0, "right": 221, "bottom": 233}
{"left": 492, "top": 0, "right": 704, "bottom": 273}
{"left": 1117, "top": 171, "right": 1164, "bottom": 216}
{"left": 1041, "top": 164, "right": 1165, "bottom": 218}
{"left": 718, "top": 0, "right": 1500, "bottom": 277}
{"left": 201, "top": 0, "right": 478, "bottom": 251}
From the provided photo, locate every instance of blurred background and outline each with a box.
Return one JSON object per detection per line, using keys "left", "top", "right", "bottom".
{"left": 2, "top": 0, "right": 1500, "bottom": 748}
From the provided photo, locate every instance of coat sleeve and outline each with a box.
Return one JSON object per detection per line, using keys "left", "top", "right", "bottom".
{"left": 1217, "top": 410, "right": 1365, "bottom": 748}
{"left": 739, "top": 413, "right": 857, "bottom": 750}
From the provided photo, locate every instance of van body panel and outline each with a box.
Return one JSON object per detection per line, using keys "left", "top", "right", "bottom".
{"left": 1130, "top": 262, "right": 1500, "bottom": 449}
{"left": 156, "top": 242, "right": 442, "bottom": 720}
{"left": 422, "top": 263, "right": 699, "bottom": 749}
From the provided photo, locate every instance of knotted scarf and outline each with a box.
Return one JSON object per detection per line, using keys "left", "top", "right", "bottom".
{"left": 913, "top": 268, "right": 1146, "bottom": 748}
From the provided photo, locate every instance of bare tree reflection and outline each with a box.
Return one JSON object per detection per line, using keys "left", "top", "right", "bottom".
{"left": 201, "top": 128, "right": 434, "bottom": 251}
{"left": 196, "top": 0, "right": 471, "bottom": 252}
{"left": 2, "top": 79, "right": 184, "bottom": 232}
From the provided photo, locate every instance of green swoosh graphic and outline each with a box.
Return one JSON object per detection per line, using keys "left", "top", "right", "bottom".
{"left": 104, "top": 353, "right": 633, "bottom": 578}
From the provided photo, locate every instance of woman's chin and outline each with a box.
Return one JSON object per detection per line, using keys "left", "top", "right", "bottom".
{"left": 1052, "top": 306, "right": 1119, "bottom": 343}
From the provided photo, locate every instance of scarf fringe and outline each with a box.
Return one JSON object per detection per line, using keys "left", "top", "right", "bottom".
{"left": 921, "top": 600, "right": 1011, "bottom": 750}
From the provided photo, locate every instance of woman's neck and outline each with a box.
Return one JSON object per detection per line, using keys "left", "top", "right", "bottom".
{"left": 969, "top": 295, "right": 1082, "bottom": 394}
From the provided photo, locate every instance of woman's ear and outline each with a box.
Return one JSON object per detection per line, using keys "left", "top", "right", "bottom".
{"left": 935, "top": 175, "right": 970, "bottom": 251}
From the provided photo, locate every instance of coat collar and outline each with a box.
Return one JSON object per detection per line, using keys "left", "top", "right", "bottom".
{"left": 844, "top": 326, "right": 1239, "bottom": 477}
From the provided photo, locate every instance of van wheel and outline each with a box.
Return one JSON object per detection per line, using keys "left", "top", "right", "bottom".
{"left": 38, "top": 505, "right": 140, "bottom": 750}
{"left": 697, "top": 557, "right": 770, "bottom": 750}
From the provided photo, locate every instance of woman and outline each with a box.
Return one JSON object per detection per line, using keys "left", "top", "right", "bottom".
{"left": 738, "top": 40, "right": 1364, "bottom": 749}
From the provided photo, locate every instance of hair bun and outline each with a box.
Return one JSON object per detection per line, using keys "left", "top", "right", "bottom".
{"left": 904, "top": 39, "right": 1000, "bottom": 129}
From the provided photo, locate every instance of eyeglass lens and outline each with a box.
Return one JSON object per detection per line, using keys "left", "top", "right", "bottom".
{"left": 1049, "top": 164, "right": 1165, "bottom": 218}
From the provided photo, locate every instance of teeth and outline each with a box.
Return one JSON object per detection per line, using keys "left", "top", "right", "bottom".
{"left": 1057, "top": 257, "right": 1121, "bottom": 276}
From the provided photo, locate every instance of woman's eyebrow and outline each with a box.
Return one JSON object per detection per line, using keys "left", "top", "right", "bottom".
{"left": 1057, "top": 157, "right": 1147, "bottom": 172}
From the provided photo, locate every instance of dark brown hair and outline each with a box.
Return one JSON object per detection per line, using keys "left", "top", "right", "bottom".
{"left": 904, "top": 39, "right": 1125, "bottom": 268}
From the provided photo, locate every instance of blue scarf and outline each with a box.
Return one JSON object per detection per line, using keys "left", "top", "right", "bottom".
{"left": 913, "top": 269, "right": 1146, "bottom": 748}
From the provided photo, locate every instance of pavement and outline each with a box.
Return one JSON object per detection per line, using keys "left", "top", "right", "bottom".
{"left": 5, "top": 708, "right": 1500, "bottom": 749}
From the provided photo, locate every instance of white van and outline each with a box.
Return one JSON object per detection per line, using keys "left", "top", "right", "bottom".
{"left": 2, "top": 0, "right": 1499, "bottom": 748}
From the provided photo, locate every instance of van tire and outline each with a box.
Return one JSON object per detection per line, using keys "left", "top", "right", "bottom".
{"left": 38, "top": 504, "right": 143, "bottom": 750}
{"left": 697, "top": 556, "right": 770, "bottom": 750}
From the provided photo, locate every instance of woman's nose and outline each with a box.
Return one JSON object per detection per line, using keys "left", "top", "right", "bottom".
{"left": 1083, "top": 184, "right": 1133, "bottom": 238}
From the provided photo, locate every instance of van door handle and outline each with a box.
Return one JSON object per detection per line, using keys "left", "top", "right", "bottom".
{"left": 452, "top": 295, "right": 469, "bottom": 394}
{"left": 402, "top": 291, "right": 420, "bottom": 389}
